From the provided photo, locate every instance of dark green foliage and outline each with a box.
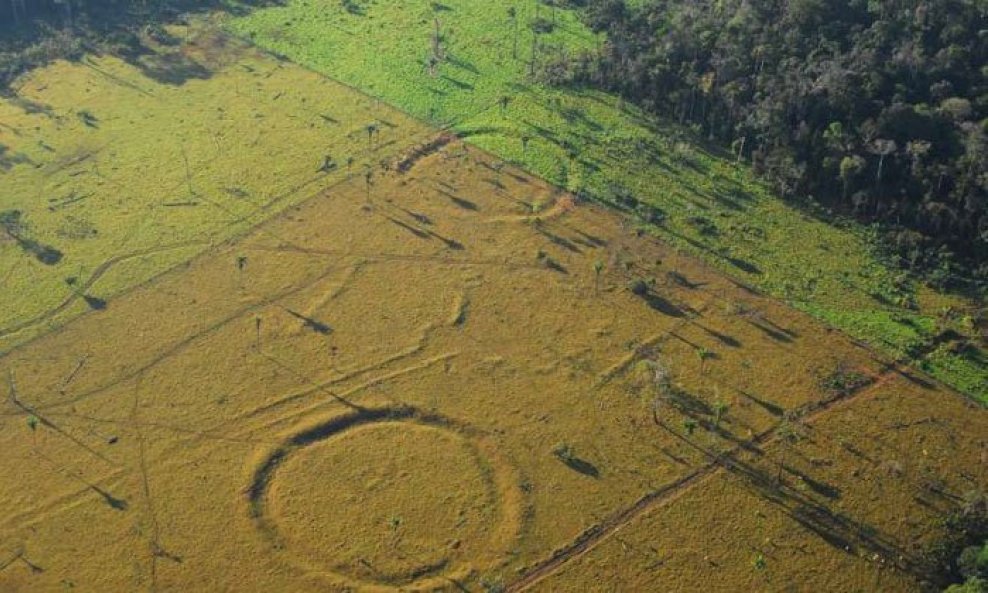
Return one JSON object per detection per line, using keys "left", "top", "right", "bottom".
{"left": 531, "top": 16, "right": 555, "bottom": 34}
{"left": 957, "top": 540, "right": 988, "bottom": 581}
{"left": 926, "top": 491, "right": 988, "bottom": 591}
{"left": 341, "top": 0, "right": 364, "bottom": 15}
{"left": 945, "top": 577, "right": 988, "bottom": 593}
{"left": 819, "top": 363, "right": 871, "bottom": 397}
{"left": 628, "top": 278, "right": 649, "bottom": 296}
{"left": 567, "top": 0, "right": 988, "bottom": 285}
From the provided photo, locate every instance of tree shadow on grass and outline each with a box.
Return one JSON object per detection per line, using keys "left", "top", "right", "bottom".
{"left": 83, "top": 295, "right": 107, "bottom": 311}
{"left": 0, "top": 0, "right": 285, "bottom": 89}
{"left": 557, "top": 454, "right": 600, "bottom": 478}
{"left": 131, "top": 50, "right": 213, "bottom": 85}
{"left": 0, "top": 144, "right": 34, "bottom": 171}
{"left": 640, "top": 292, "right": 685, "bottom": 317}
{"left": 437, "top": 189, "right": 479, "bottom": 211}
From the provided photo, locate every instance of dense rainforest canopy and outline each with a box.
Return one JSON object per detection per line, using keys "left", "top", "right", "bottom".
{"left": 562, "top": 0, "right": 988, "bottom": 286}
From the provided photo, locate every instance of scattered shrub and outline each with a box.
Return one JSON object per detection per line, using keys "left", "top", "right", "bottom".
{"left": 552, "top": 442, "right": 575, "bottom": 463}
{"left": 628, "top": 278, "right": 649, "bottom": 296}
{"left": 819, "top": 363, "right": 870, "bottom": 397}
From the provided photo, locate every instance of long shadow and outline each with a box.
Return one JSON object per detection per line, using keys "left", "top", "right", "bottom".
{"left": 693, "top": 323, "right": 741, "bottom": 348}
{"left": 538, "top": 255, "right": 568, "bottom": 274}
{"left": 92, "top": 484, "right": 129, "bottom": 510}
{"left": 726, "top": 255, "right": 761, "bottom": 275}
{"left": 718, "top": 452, "right": 926, "bottom": 576}
{"left": 748, "top": 320, "right": 794, "bottom": 343}
{"left": 557, "top": 455, "right": 600, "bottom": 478}
{"left": 383, "top": 214, "right": 432, "bottom": 240}
{"left": 11, "top": 235, "right": 63, "bottom": 265}
{"left": 640, "top": 292, "right": 685, "bottom": 317}
{"left": 666, "top": 270, "right": 703, "bottom": 289}
{"left": 445, "top": 54, "right": 478, "bottom": 75}
{"left": 440, "top": 74, "right": 473, "bottom": 91}
{"left": 398, "top": 207, "right": 432, "bottom": 226}
{"left": 573, "top": 229, "right": 607, "bottom": 247}
{"left": 737, "top": 390, "right": 785, "bottom": 417}
{"left": 426, "top": 229, "right": 464, "bottom": 250}
{"left": 536, "top": 226, "right": 582, "bottom": 253}
{"left": 283, "top": 308, "right": 332, "bottom": 335}
{"left": 0, "top": 144, "right": 33, "bottom": 171}
{"left": 754, "top": 314, "right": 800, "bottom": 339}
{"left": 437, "top": 188, "right": 479, "bottom": 211}
{"left": 668, "top": 388, "right": 713, "bottom": 416}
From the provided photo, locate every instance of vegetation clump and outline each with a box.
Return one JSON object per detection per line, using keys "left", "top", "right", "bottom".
{"left": 628, "top": 278, "right": 649, "bottom": 297}
{"left": 927, "top": 492, "right": 988, "bottom": 592}
{"left": 819, "top": 363, "right": 871, "bottom": 397}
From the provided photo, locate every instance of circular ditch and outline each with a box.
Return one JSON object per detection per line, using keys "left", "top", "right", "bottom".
{"left": 247, "top": 406, "right": 522, "bottom": 589}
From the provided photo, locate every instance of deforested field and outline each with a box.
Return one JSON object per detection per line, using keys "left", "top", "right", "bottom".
{"left": 0, "top": 12, "right": 985, "bottom": 593}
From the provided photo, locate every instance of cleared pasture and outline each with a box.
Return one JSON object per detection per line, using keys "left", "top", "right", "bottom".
{"left": 0, "top": 131, "right": 983, "bottom": 592}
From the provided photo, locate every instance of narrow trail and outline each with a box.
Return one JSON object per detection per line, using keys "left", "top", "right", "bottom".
{"left": 505, "top": 361, "right": 901, "bottom": 592}
{"left": 0, "top": 62, "right": 441, "bottom": 359}
{"left": 0, "top": 241, "right": 209, "bottom": 341}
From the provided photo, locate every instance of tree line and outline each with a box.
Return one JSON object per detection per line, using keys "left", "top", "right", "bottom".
{"left": 558, "top": 0, "right": 987, "bottom": 288}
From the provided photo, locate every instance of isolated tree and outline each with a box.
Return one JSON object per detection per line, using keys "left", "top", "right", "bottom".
{"left": 712, "top": 400, "right": 728, "bottom": 430}
{"left": 27, "top": 415, "right": 39, "bottom": 447}
{"left": 508, "top": 6, "right": 519, "bottom": 59}
{"left": 775, "top": 413, "right": 805, "bottom": 484}
{"left": 529, "top": 15, "right": 540, "bottom": 76}
{"left": 593, "top": 260, "right": 604, "bottom": 295}
{"left": 428, "top": 17, "right": 445, "bottom": 78}
{"left": 696, "top": 347, "right": 712, "bottom": 374}
{"left": 364, "top": 169, "right": 374, "bottom": 199}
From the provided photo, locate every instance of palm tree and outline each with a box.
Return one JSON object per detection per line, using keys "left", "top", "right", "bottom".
{"left": 364, "top": 169, "right": 374, "bottom": 200}
{"left": 27, "top": 415, "right": 39, "bottom": 447}
{"left": 696, "top": 347, "right": 713, "bottom": 374}
{"left": 430, "top": 18, "right": 445, "bottom": 72}
{"left": 508, "top": 7, "right": 519, "bottom": 59}
{"left": 713, "top": 400, "right": 728, "bottom": 430}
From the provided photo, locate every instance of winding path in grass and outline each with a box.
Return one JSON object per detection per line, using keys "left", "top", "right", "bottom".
{"left": 0, "top": 241, "right": 209, "bottom": 341}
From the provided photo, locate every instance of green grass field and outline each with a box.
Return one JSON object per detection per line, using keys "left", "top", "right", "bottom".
{"left": 0, "top": 23, "right": 431, "bottom": 353}
{"left": 228, "top": 0, "right": 986, "bottom": 401}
